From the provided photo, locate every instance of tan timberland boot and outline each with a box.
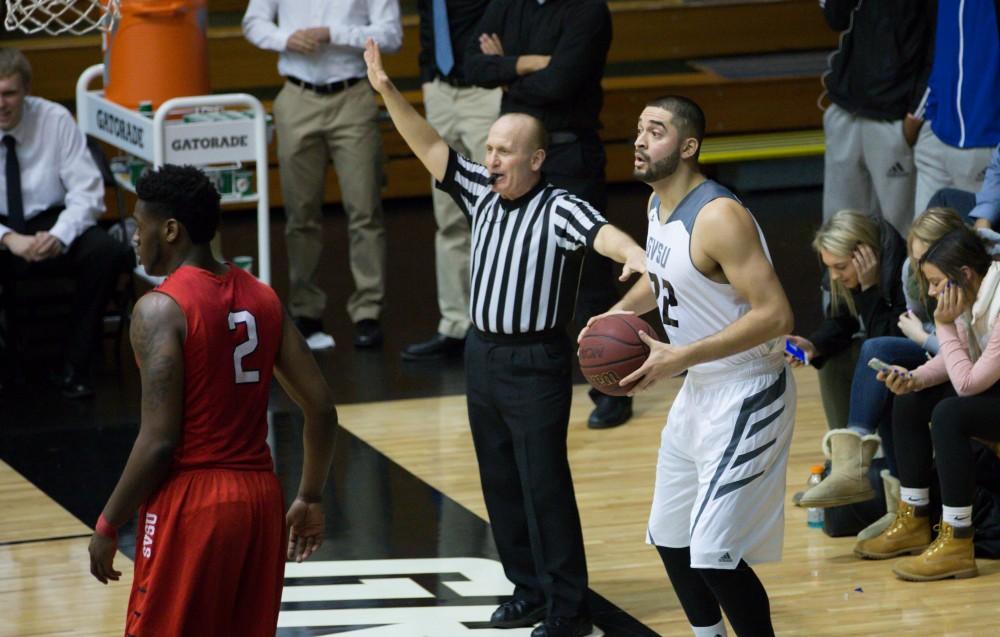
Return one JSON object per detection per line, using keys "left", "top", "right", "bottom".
{"left": 797, "top": 429, "right": 879, "bottom": 508}
{"left": 853, "top": 500, "right": 931, "bottom": 559}
{"left": 893, "top": 522, "right": 978, "bottom": 581}
{"left": 856, "top": 470, "right": 900, "bottom": 542}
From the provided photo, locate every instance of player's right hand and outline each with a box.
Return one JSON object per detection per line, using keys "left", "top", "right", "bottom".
{"left": 577, "top": 309, "right": 634, "bottom": 343}
{"left": 286, "top": 497, "right": 325, "bottom": 563}
{"left": 88, "top": 532, "right": 121, "bottom": 585}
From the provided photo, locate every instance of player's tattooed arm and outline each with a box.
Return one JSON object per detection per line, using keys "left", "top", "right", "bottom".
{"left": 103, "top": 293, "right": 185, "bottom": 527}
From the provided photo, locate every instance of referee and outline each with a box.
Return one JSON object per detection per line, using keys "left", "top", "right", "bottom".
{"left": 365, "top": 39, "right": 645, "bottom": 637}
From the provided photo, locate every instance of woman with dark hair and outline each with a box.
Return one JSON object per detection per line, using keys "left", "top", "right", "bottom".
{"left": 854, "top": 225, "right": 1000, "bottom": 581}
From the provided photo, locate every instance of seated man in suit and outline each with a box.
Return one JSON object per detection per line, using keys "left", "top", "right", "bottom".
{"left": 0, "top": 47, "right": 133, "bottom": 398}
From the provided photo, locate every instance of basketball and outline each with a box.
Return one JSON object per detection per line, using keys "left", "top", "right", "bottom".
{"left": 578, "top": 314, "right": 658, "bottom": 396}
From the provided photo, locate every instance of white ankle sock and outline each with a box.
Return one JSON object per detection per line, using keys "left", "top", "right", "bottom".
{"left": 942, "top": 505, "right": 973, "bottom": 528}
{"left": 900, "top": 487, "right": 929, "bottom": 506}
{"left": 692, "top": 619, "right": 727, "bottom": 637}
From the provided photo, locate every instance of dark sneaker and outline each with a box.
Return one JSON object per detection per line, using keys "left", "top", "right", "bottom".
{"left": 353, "top": 319, "right": 383, "bottom": 348}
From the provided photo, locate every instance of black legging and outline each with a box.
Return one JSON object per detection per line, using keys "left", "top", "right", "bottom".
{"left": 657, "top": 546, "right": 774, "bottom": 637}
{"left": 892, "top": 382, "right": 1000, "bottom": 507}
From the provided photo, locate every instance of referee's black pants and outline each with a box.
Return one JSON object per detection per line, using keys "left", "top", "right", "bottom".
{"left": 465, "top": 328, "right": 588, "bottom": 619}
{"left": 543, "top": 132, "right": 619, "bottom": 327}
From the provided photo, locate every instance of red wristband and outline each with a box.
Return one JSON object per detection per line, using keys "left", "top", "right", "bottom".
{"left": 95, "top": 513, "right": 118, "bottom": 540}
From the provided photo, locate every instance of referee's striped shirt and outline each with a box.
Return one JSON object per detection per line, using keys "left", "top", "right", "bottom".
{"left": 436, "top": 149, "right": 608, "bottom": 335}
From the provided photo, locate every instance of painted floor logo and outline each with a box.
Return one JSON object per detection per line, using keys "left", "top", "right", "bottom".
{"left": 278, "top": 558, "right": 545, "bottom": 636}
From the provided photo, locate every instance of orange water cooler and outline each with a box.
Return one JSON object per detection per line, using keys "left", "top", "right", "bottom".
{"left": 104, "top": 0, "right": 210, "bottom": 109}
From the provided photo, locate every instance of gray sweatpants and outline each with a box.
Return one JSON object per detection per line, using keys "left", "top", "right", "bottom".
{"left": 823, "top": 103, "right": 916, "bottom": 236}
{"left": 914, "top": 124, "right": 993, "bottom": 217}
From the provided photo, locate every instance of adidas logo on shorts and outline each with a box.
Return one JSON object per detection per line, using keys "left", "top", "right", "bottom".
{"left": 886, "top": 162, "right": 909, "bottom": 178}
{"left": 718, "top": 552, "right": 733, "bottom": 564}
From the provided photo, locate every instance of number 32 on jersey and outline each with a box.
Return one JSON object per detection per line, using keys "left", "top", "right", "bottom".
{"left": 648, "top": 273, "right": 678, "bottom": 343}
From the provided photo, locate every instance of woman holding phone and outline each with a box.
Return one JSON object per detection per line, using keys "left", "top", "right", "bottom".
{"left": 855, "top": 226, "right": 1000, "bottom": 581}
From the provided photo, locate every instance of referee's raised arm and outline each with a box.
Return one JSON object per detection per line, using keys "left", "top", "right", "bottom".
{"left": 364, "top": 38, "right": 449, "bottom": 182}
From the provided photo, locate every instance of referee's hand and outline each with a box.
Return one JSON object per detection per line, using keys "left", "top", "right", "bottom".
{"left": 364, "top": 38, "right": 391, "bottom": 94}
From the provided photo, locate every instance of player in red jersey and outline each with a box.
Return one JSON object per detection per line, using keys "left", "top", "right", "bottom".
{"left": 87, "top": 165, "right": 337, "bottom": 636}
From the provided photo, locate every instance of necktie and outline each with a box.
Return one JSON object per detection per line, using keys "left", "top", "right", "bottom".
{"left": 432, "top": 0, "right": 454, "bottom": 76}
{"left": 3, "top": 135, "right": 24, "bottom": 233}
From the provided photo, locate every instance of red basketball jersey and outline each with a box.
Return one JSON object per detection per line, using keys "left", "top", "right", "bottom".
{"left": 153, "top": 265, "right": 283, "bottom": 471}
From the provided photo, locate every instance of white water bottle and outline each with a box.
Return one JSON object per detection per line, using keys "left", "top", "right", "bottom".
{"left": 807, "top": 465, "right": 824, "bottom": 528}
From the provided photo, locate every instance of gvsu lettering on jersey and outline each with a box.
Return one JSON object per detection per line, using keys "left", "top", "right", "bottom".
{"left": 142, "top": 512, "right": 158, "bottom": 558}
{"left": 646, "top": 236, "right": 671, "bottom": 267}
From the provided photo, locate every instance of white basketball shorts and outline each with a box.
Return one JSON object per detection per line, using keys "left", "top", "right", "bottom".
{"left": 646, "top": 355, "right": 795, "bottom": 569}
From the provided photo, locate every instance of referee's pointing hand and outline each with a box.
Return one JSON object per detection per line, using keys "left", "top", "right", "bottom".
{"left": 364, "top": 38, "right": 391, "bottom": 94}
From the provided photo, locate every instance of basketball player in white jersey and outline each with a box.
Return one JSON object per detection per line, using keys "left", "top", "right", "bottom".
{"left": 581, "top": 96, "right": 795, "bottom": 636}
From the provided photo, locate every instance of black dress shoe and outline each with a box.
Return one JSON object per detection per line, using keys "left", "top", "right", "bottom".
{"left": 51, "top": 366, "right": 95, "bottom": 400}
{"left": 587, "top": 394, "right": 632, "bottom": 429}
{"left": 530, "top": 615, "right": 593, "bottom": 637}
{"left": 489, "top": 599, "right": 546, "bottom": 628}
{"left": 401, "top": 333, "right": 465, "bottom": 361}
{"left": 353, "top": 319, "right": 383, "bottom": 348}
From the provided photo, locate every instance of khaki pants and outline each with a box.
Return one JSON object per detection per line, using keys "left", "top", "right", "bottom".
{"left": 422, "top": 79, "right": 501, "bottom": 338}
{"left": 273, "top": 79, "right": 386, "bottom": 323}
{"left": 822, "top": 103, "right": 916, "bottom": 236}
{"left": 914, "top": 124, "right": 992, "bottom": 217}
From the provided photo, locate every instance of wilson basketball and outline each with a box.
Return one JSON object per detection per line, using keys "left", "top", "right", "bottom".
{"left": 578, "top": 314, "right": 658, "bottom": 396}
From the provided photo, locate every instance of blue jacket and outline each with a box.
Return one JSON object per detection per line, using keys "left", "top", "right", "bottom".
{"left": 916, "top": 0, "right": 1000, "bottom": 148}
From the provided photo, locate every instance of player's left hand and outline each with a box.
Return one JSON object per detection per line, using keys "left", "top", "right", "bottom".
{"left": 620, "top": 247, "right": 647, "bottom": 281}
{"left": 620, "top": 332, "right": 687, "bottom": 394}
{"left": 933, "top": 281, "right": 965, "bottom": 324}
{"left": 852, "top": 244, "right": 879, "bottom": 291}
{"left": 88, "top": 532, "right": 121, "bottom": 584}
{"left": 286, "top": 496, "right": 325, "bottom": 563}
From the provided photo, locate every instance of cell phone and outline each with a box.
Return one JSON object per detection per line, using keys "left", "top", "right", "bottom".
{"left": 784, "top": 339, "right": 808, "bottom": 364}
{"left": 867, "top": 357, "right": 894, "bottom": 373}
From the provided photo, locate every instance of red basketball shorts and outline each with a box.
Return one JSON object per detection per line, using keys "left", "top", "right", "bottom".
{"left": 125, "top": 468, "right": 286, "bottom": 636}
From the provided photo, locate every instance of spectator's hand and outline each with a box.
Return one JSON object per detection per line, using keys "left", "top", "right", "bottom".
{"left": 30, "top": 231, "right": 63, "bottom": 261}
{"left": 363, "top": 38, "right": 392, "bottom": 95}
{"left": 877, "top": 366, "right": 922, "bottom": 395}
{"left": 286, "top": 496, "right": 324, "bottom": 562}
{"left": 898, "top": 310, "right": 929, "bottom": 347}
{"left": 577, "top": 309, "right": 635, "bottom": 343}
{"left": 784, "top": 334, "right": 816, "bottom": 368}
{"left": 479, "top": 33, "right": 504, "bottom": 56}
{"left": 1, "top": 232, "right": 36, "bottom": 260}
{"left": 88, "top": 532, "right": 121, "bottom": 584}
{"left": 903, "top": 113, "right": 923, "bottom": 147}
{"left": 621, "top": 332, "right": 686, "bottom": 394}
{"left": 620, "top": 247, "right": 647, "bottom": 281}
{"left": 853, "top": 244, "right": 879, "bottom": 291}
{"left": 974, "top": 217, "right": 992, "bottom": 230}
{"left": 515, "top": 55, "right": 551, "bottom": 76}
{"left": 304, "top": 27, "right": 330, "bottom": 44}
{"left": 287, "top": 29, "right": 320, "bottom": 54}
{"left": 933, "top": 281, "right": 966, "bottom": 324}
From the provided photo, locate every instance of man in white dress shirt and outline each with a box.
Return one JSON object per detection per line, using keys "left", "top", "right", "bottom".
{"left": 242, "top": 0, "right": 402, "bottom": 350}
{"left": 0, "top": 48, "right": 133, "bottom": 398}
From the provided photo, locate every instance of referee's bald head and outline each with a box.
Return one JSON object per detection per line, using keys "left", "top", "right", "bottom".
{"left": 485, "top": 113, "right": 549, "bottom": 199}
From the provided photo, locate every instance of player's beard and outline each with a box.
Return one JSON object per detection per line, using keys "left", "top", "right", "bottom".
{"left": 634, "top": 147, "right": 680, "bottom": 183}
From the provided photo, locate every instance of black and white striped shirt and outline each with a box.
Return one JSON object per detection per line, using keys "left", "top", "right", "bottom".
{"left": 437, "top": 149, "right": 607, "bottom": 334}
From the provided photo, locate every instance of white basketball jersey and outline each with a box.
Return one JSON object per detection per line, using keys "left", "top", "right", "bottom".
{"left": 645, "top": 180, "right": 780, "bottom": 374}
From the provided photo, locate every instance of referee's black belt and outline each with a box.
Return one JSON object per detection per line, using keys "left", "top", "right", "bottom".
{"left": 287, "top": 75, "right": 363, "bottom": 95}
{"left": 473, "top": 327, "right": 564, "bottom": 344}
